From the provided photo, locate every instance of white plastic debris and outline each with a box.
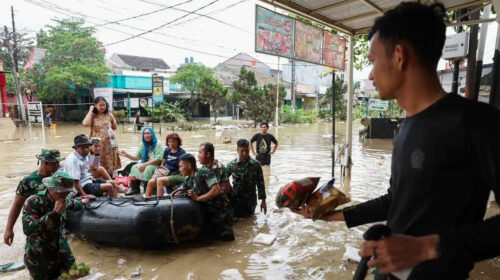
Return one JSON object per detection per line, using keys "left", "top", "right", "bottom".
{"left": 271, "top": 255, "right": 283, "bottom": 263}
{"left": 342, "top": 244, "right": 361, "bottom": 263}
{"left": 117, "top": 258, "right": 127, "bottom": 266}
{"left": 252, "top": 233, "right": 276, "bottom": 246}
{"left": 130, "top": 266, "right": 142, "bottom": 278}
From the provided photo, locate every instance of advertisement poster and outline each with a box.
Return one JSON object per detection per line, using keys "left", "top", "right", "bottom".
{"left": 255, "top": 6, "right": 294, "bottom": 58}
{"left": 152, "top": 75, "right": 164, "bottom": 103}
{"left": 294, "top": 21, "right": 322, "bottom": 64}
{"left": 323, "top": 31, "right": 346, "bottom": 70}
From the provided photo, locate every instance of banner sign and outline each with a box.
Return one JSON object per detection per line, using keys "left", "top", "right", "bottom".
{"left": 27, "top": 101, "right": 44, "bottom": 125}
{"left": 323, "top": 31, "right": 346, "bottom": 70}
{"left": 368, "top": 99, "right": 389, "bottom": 111}
{"left": 255, "top": 5, "right": 346, "bottom": 69}
{"left": 255, "top": 6, "right": 294, "bottom": 58}
{"left": 152, "top": 74, "right": 164, "bottom": 103}
{"left": 294, "top": 21, "right": 322, "bottom": 64}
{"left": 93, "top": 87, "right": 113, "bottom": 111}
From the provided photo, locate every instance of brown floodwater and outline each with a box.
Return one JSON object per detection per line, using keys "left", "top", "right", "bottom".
{"left": 0, "top": 122, "right": 499, "bottom": 280}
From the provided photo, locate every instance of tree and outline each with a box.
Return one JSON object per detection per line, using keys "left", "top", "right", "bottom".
{"left": 169, "top": 63, "right": 212, "bottom": 103}
{"left": 231, "top": 67, "right": 285, "bottom": 127}
{"left": 319, "top": 76, "right": 348, "bottom": 121}
{"left": 30, "top": 19, "right": 110, "bottom": 102}
{"left": 199, "top": 75, "right": 228, "bottom": 122}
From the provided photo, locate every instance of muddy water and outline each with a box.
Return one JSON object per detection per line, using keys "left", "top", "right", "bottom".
{"left": 0, "top": 122, "right": 499, "bottom": 280}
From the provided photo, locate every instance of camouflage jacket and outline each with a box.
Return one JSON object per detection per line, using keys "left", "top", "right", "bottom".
{"left": 16, "top": 171, "right": 48, "bottom": 197}
{"left": 203, "top": 159, "right": 231, "bottom": 191}
{"left": 182, "top": 167, "right": 231, "bottom": 212}
{"left": 22, "top": 189, "right": 82, "bottom": 255}
{"left": 227, "top": 157, "right": 266, "bottom": 201}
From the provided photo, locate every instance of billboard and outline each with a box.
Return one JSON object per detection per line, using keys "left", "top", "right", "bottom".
{"left": 323, "top": 31, "right": 346, "bottom": 70}
{"left": 255, "top": 6, "right": 294, "bottom": 58}
{"left": 294, "top": 21, "right": 322, "bottom": 64}
{"left": 152, "top": 75, "right": 164, "bottom": 103}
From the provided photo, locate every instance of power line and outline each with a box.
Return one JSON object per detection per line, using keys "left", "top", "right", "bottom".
{"left": 27, "top": 0, "right": 239, "bottom": 52}
{"left": 106, "top": 0, "right": 221, "bottom": 47}
{"left": 137, "top": 0, "right": 252, "bottom": 33}
{"left": 90, "top": 0, "right": 193, "bottom": 28}
{"left": 24, "top": 0, "right": 331, "bottom": 68}
{"left": 165, "top": 0, "right": 249, "bottom": 29}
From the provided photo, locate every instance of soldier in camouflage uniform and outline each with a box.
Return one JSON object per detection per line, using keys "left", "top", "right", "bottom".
{"left": 227, "top": 139, "right": 267, "bottom": 218}
{"left": 22, "top": 171, "right": 88, "bottom": 280}
{"left": 4, "top": 149, "right": 63, "bottom": 246}
{"left": 178, "top": 153, "right": 234, "bottom": 241}
{"left": 197, "top": 142, "right": 231, "bottom": 194}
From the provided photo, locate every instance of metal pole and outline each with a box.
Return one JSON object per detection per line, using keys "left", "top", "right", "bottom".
{"left": 291, "top": 59, "right": 296, "bottom": 111}
{"left": 489, "top": 22, "right": 500, "bottom": 109}
{"left": 466, "top": 8, "right": 480, "bottom": 100}
{"left": 345, "top": 35, "right": 355, "bottom": 188}
{"left": 472, "top": 4, "right": 491, "bottom": 102}
{"left": 451, "top": 10, "right": 465, "bottom": 95}
{"left": 331, "top": 70, "right": 336, "bottom": 178}
{"left": 275, "top": 56, "right": 280, "bottom": 127}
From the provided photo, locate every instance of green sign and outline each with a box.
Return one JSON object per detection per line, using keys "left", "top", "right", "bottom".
{"left": 368, "top": 99, "right": 388, "bottom": 111}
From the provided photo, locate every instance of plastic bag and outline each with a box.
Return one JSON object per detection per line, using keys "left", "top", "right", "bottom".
{"left": 275, "top": 177, "right": 320, "bottom": 209}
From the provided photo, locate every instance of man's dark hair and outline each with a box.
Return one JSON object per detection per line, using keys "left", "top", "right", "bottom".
{"left": 237, "top": 139, "right": 249, "bottom": 148}
{"left": 200, "top": 142, "right": 214, "bottom": 159}
{"left": 368, "top": 2, "right": 446, "bottom": 69}
{"left": 179, "top": 153, "right": 197, "bottom": 171}
{"left": 260, "top": 122, "right": 269, "bottom": 128}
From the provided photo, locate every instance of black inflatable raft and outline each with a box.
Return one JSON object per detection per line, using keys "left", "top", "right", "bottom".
{"left": 67, "top": 196, "right": 206, "bottom": 248}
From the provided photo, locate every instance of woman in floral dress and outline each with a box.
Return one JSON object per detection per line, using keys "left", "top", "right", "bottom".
{"left": 82, "top": 97, "right": 121, "bottom": 175}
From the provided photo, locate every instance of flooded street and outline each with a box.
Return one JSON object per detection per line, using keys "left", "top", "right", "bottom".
{"left": 1, "top": 122, "right": 499, "bottom": 279}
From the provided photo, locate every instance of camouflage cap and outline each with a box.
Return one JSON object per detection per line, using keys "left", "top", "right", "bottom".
{"left": 36, "top": 149, "right": 64, "bottom": 162}
{"left": 43, "top": 171, "right": 74, "bottom": 193}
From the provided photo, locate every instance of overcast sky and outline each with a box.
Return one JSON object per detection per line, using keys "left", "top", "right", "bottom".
{"left": 0, "top": 0, "right": 498, "bottom": 83}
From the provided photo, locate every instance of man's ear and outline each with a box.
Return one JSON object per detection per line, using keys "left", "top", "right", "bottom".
{"left": 393, "top": 44, "right": 408, "bottom": 71}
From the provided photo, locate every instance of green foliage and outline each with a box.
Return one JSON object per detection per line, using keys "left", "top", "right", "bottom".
{"left": 145, "top": 102, "right": 188, "bottom": 122}
{"left": 319, "top": 77, "right": 348, "bottom": 121}
{"left": 66, "top": 110, "right": 87, "bottom": 122}
{"left": 230, "top": 67, "right": 285, "bottom": 127}
{"left": 199, "top": 74, "right": 228, "bottom": 122}
{"left": 169, "top": 63, "right": 212, "bottom": 99}
{"left": 280, "top": 105, "right": 316, "bottom": 123}
{"left": 353, "top": 35, "right": 370, "bottom": 71}
{"left": 112, "top": 110, "right": 126, "bottom": 123}
{"left": 28, "top": 19, "right": 111, "bottom": 102}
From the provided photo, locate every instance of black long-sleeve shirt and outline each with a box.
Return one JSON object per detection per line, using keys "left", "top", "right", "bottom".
{"left": 343, "top": 93, "right": 500, "bottom": 279}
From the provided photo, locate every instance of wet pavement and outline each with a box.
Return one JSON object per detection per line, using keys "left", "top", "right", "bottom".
{"left": 0, "top": 122, "right": 499, "bottom": 279}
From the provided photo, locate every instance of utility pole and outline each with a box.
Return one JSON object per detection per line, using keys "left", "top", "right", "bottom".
{"left": 11, "top": 6, "right": 18, "bottom": 73}
{"left": 275, "top": 56, "right": 280, "bottom": 127}
{"left": 291, "top": 59, "right": 296, "bottom": 111}
{"left": 3, "top": 25, "right": 26, "bottom": 122}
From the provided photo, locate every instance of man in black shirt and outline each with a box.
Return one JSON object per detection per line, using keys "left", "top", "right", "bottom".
{"left": 293, "top": 2, "right": 500, "bottom": 279}
{"left": 250, "top": 122, "right": 279, "bottom": 166}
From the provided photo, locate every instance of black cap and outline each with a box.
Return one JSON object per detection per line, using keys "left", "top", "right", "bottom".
{"left": 73, "top": 134, "right": 92, "bottom": 149}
